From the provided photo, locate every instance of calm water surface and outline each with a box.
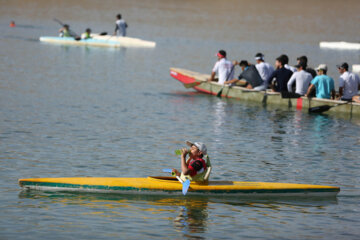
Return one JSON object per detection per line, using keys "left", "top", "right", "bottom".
{"left": 1, "top": 1, "right": 360, "bottom": 239}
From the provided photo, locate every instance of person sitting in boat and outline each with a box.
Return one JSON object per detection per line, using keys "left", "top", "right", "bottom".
{"left": 224, "top": 60, "right": 263, "bottom": 89}
{"left": 280, "top": 54, "right": 296, "bottom": 72}
{"left": 296, "top": 56, "right": 317, "bottom": 78}
{"left": 114, "top": 14, "right": 128, "bottom": 37}
{"left": 337, "top": 62, "right": 360, "bottom": 101}
{"left": 253, "top": 53, "right": 274, "bottom": 91}
{"left": 82, "top": 28, "right": 92, "bottom": 39}
{"left": 261, "top": 56, "right": 293, "bottom": 92}
{"left": 59, "top": 24, "right": 72, "bottom": 37}
{"left": 305, "top": 64, "right": 335, "bottom": 99}
{"left": 172, "top": 141, "right": 211, "bottom": 182}
{"left": 208, "top": 50, "right": 234, "bottom": 85}
{"left": 286, "top": 63, "right": 313, "bottom": 97}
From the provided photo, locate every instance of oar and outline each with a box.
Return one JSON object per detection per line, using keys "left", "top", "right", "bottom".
{"left": 162, "top": 169, "right": 190, "bottom": 195}
{"left": 308, "top": 102, "right": 349, "bottom": 114}
{"left": 183, "top": 81, "right": 202, "bottom": 88}
{"left": 216, "top": 65, "right": 235, "bottom": 98}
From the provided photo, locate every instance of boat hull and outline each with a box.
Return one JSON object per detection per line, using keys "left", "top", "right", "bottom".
{"left": 319, "top": 41, "right": 360, "bottom": 50}
{"left": 19, "top": 177, "right": 340, "bottom": 197}
{"left": 170, "top": 67, "right": 360, "bottom": 117}
{"left": 39, "top": 35, "right": 156, "bottom": 48}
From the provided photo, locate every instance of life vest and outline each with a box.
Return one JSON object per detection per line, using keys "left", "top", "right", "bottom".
{"left": 63, "top": 30, "right": 71, "bottom": 37}
{"left": 83, "top": 32, "right": 91, "bottom": 39}
{"left": 180, "top": 155, "right": 211, "bottom": 182}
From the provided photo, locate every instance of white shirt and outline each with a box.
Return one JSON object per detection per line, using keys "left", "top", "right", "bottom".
{"left": 287, "top": 70, "right": 312, "bottom": 95}
{"left": 339, "top": 71, "right": 360, "bottom": 99}
{"left": 255, "top": 62, "right": 274, "bottom": 82}
{"left": 212, "top": 58, "right": 233, "bottom": 84}
{"left": 285, "top": 64, "right": 297, "bottom": 72}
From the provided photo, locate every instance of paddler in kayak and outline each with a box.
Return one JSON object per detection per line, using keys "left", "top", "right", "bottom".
{"left": 172, "top": 141, "right": 211, "bottom": 182}
{"left": 82, "top": 28, "right": 92, "bottom": 39}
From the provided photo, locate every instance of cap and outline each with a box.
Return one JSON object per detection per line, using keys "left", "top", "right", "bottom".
{"left": 255, "top": 53, "right": 264, "bottom": 61}
{"left": 186, "top": 141, "right": 207, "bottom": 155}
{"left": 216, "top": 50, "right": 226, "bottom": 58}
{"left": 336, "top": 62, "right": 349, "bottom": 70}
{"left": 315, "top": 64, "right": 327, "bottom": 71}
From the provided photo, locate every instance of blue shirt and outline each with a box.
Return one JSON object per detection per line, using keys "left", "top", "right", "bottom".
{"left": 311, "top": 75, "right": 335, "bottom": 99}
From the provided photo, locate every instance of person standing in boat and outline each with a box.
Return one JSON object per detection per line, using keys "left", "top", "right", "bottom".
{"left": 172, "top": 141, "right": 210, "bottom": 182}
{"left": 337, "top": 62, "right": 360, "bottom": 101}
{"left": 114, "top": 14, "right": 128, "bottom": 37}
{"left": 224, "top": 60, "right": 263, "bottom": 89}
{"left": 287, "top": 63, "right": 313, "bottom": 96}
{"left": 253, "top": 53, "right": 274, "bottom": 91}
{"left": 305, "top": 64, "right": 335, "bottom": 99}
{"left": 208, "top": 50, "right": 234, "bottom": 85}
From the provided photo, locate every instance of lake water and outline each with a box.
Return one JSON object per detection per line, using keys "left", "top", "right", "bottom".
{"left": 1, "top": 0, "right": 360, "bottom": 239}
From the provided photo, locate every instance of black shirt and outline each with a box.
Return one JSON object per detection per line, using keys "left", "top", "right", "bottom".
{"left": 266, "top": 67, "right": 293, "bottom": 92}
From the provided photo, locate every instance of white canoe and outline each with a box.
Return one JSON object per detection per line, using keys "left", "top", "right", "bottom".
{"left": 84, "top": 33, "right": 156, "bottom": 48}
{"left": 319, "top": 41, "right": 360, "bottom": 50}
{"left": 353, "top": 64, "right": 360, "bottom": 74}
{"left": 40, "top": 36, "right": 122, "bottom": 48}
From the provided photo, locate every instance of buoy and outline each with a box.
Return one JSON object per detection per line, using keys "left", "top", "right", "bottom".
{"left": 10, "top": 21, "right": 15, "bottom": 27}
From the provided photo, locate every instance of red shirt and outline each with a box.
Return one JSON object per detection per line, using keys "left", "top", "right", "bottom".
{"left": 187, "top": 157, "right": 207, "bottom": 176}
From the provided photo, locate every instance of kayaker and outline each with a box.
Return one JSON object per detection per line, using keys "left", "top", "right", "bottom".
{"left": 305, "top": 64, "right": 335, "bottom": 99}
{"left": 172, "top": 141, "right": 209, "bottom": 182}
{"left": 337, "top": 62, "right": 360, "bottom": 101}
{"left": 253, "top": 53, "right": 274, "bottom": 91}
{"left": 9, "top": 21, "right": 16, "bottom": 27}
{"left": 59, "top": 24, "right": 72, "bottom": 37}
{"left": 224, "top": 60, "right": 263, "bottom": 89}
{"left": 208, "top": 50, "right": 234, "bottom": 85}
{"left": 82, "top": 28, "right": 92, "bottom": 39}
{"left": 114, "top": 14, "right": 128, "bottom": 37}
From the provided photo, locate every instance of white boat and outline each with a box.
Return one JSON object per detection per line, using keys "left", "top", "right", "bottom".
{"left": 40, "top": 34, "right": 156, "bottom": 48}
{"left": 84, "top": 33, "right": 156, "bottom": 48}
{"left": 319, "top": 41, "right": 360, "bottom": 50}
{"left": 353, "top": 64, "right": 360, "bottom": 74}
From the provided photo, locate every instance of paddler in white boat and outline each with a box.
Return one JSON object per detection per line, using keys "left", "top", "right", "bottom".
{"left": 172, "top": 141, "right": 211, "bottom": 182}
{"left": 59, "top": 24, "right": 72, "bottom": 37}
{"left": 207, "top": 50, "right": 234, "bottom": 85}
{"left": 82, "top": 28, "right": 92, "bottom": 39}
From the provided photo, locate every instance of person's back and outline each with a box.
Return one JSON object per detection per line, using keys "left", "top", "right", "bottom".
{"left": 339, "top": 71, "right": 360, "bottom": 100}
{"left": 271, "top": 67, "right": 293, "bottom": 92}
{"left": 256, "top": 61, "right": 274, "bottom": 82}
{"left": 239, "top": 65, "right": 263, "bottom": 88}
{"left": 114, "top": 14, "right": 128, "bottom": 36}
{"left": 312, "top": 74, "right": 335, "bottom": 99}
{"left": 287, "top": 66, "right": 313, "bottom": 95}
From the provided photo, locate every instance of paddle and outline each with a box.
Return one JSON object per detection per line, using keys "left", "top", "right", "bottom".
{"left": 216, "top": 65, "right": 235, "bottom": 98}
{"left": 162, "top": 168, "right": 190, "bottom": 195}
{"left": 53, "top": 18, "right": 81, "bottom": 41}
{"left": 308, "top": 102, "right": 349, "bottom": 114}
{"left": 183, "top": 81, "right": 202, "bottom": 89}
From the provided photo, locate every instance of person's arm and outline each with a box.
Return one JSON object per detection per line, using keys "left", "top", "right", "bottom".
{"left": 266, "top": 70, "right": 277, "bottom": 91}
{"left": 114, "top": 24, "right": 119, "bottom": 35}
{"left": 331, "top": 90, "right": 336, "bottom": 100}
{"left": 287, "top": 73, "right": 296, "bottom": 92}
{"left": 208, "top": 71, "right": 216, "bottom": 82}
{"left": 180, "top": 148, "right": 191, "bottom": 175}
{"left": 338, "top": 76, "right": 344, "bottom": 99}
{"left": 338, "top": 87, "right": 344, "bottom": 99}
{"left": 305, "top": 84, "right": 315, "bottom": 97}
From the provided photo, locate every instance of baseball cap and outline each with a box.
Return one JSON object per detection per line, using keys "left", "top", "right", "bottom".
{"left": 336, "top": 62, "right": 349, "bottom": 70}
{"left": 186, "top": 141, "right": 207, "bottom": 155}
{"left": 216, "top": 50, "right": 226, "bottom": 58}
{"left": 315, "top": 64, "right": 328, "bottom": 71}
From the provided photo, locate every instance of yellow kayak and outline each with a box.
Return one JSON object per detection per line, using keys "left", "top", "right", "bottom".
{"left": 18, "top": 176, "right": 340, "bottom": 197}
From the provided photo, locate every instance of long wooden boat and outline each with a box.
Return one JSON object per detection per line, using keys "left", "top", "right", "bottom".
{"left": 170, "top": 68, "right": 360, "bottom": 117}
{"left": 40, "top": 34, "right": 155, "bottom": 48}
{"left": 18, "top": 177, "right": 339, "bottom": 197}
{"left": 319, "top": 41, "right": 360, "bottom": 50}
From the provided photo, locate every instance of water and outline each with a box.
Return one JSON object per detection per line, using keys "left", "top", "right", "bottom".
{"left": 1, "top": 0, "right": 360, "bottom": 239}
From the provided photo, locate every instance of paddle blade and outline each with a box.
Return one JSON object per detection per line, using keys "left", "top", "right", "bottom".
{"left": 99, "top": 32, "right": 107, "bottom": 35}
{"left": 162, "top": 168, "right": 172, "bottom": 173}
{"left": 183, "top": 82, "right": 201, "bottom": 88}
{"left": 216, "top": 87, "right": 224, "bottom": 97}
{"left": 308, "top": 105, "right": 332, "bottom": 113}
{"left": 182, "top": 179, "right": 190, "bottom": 195}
